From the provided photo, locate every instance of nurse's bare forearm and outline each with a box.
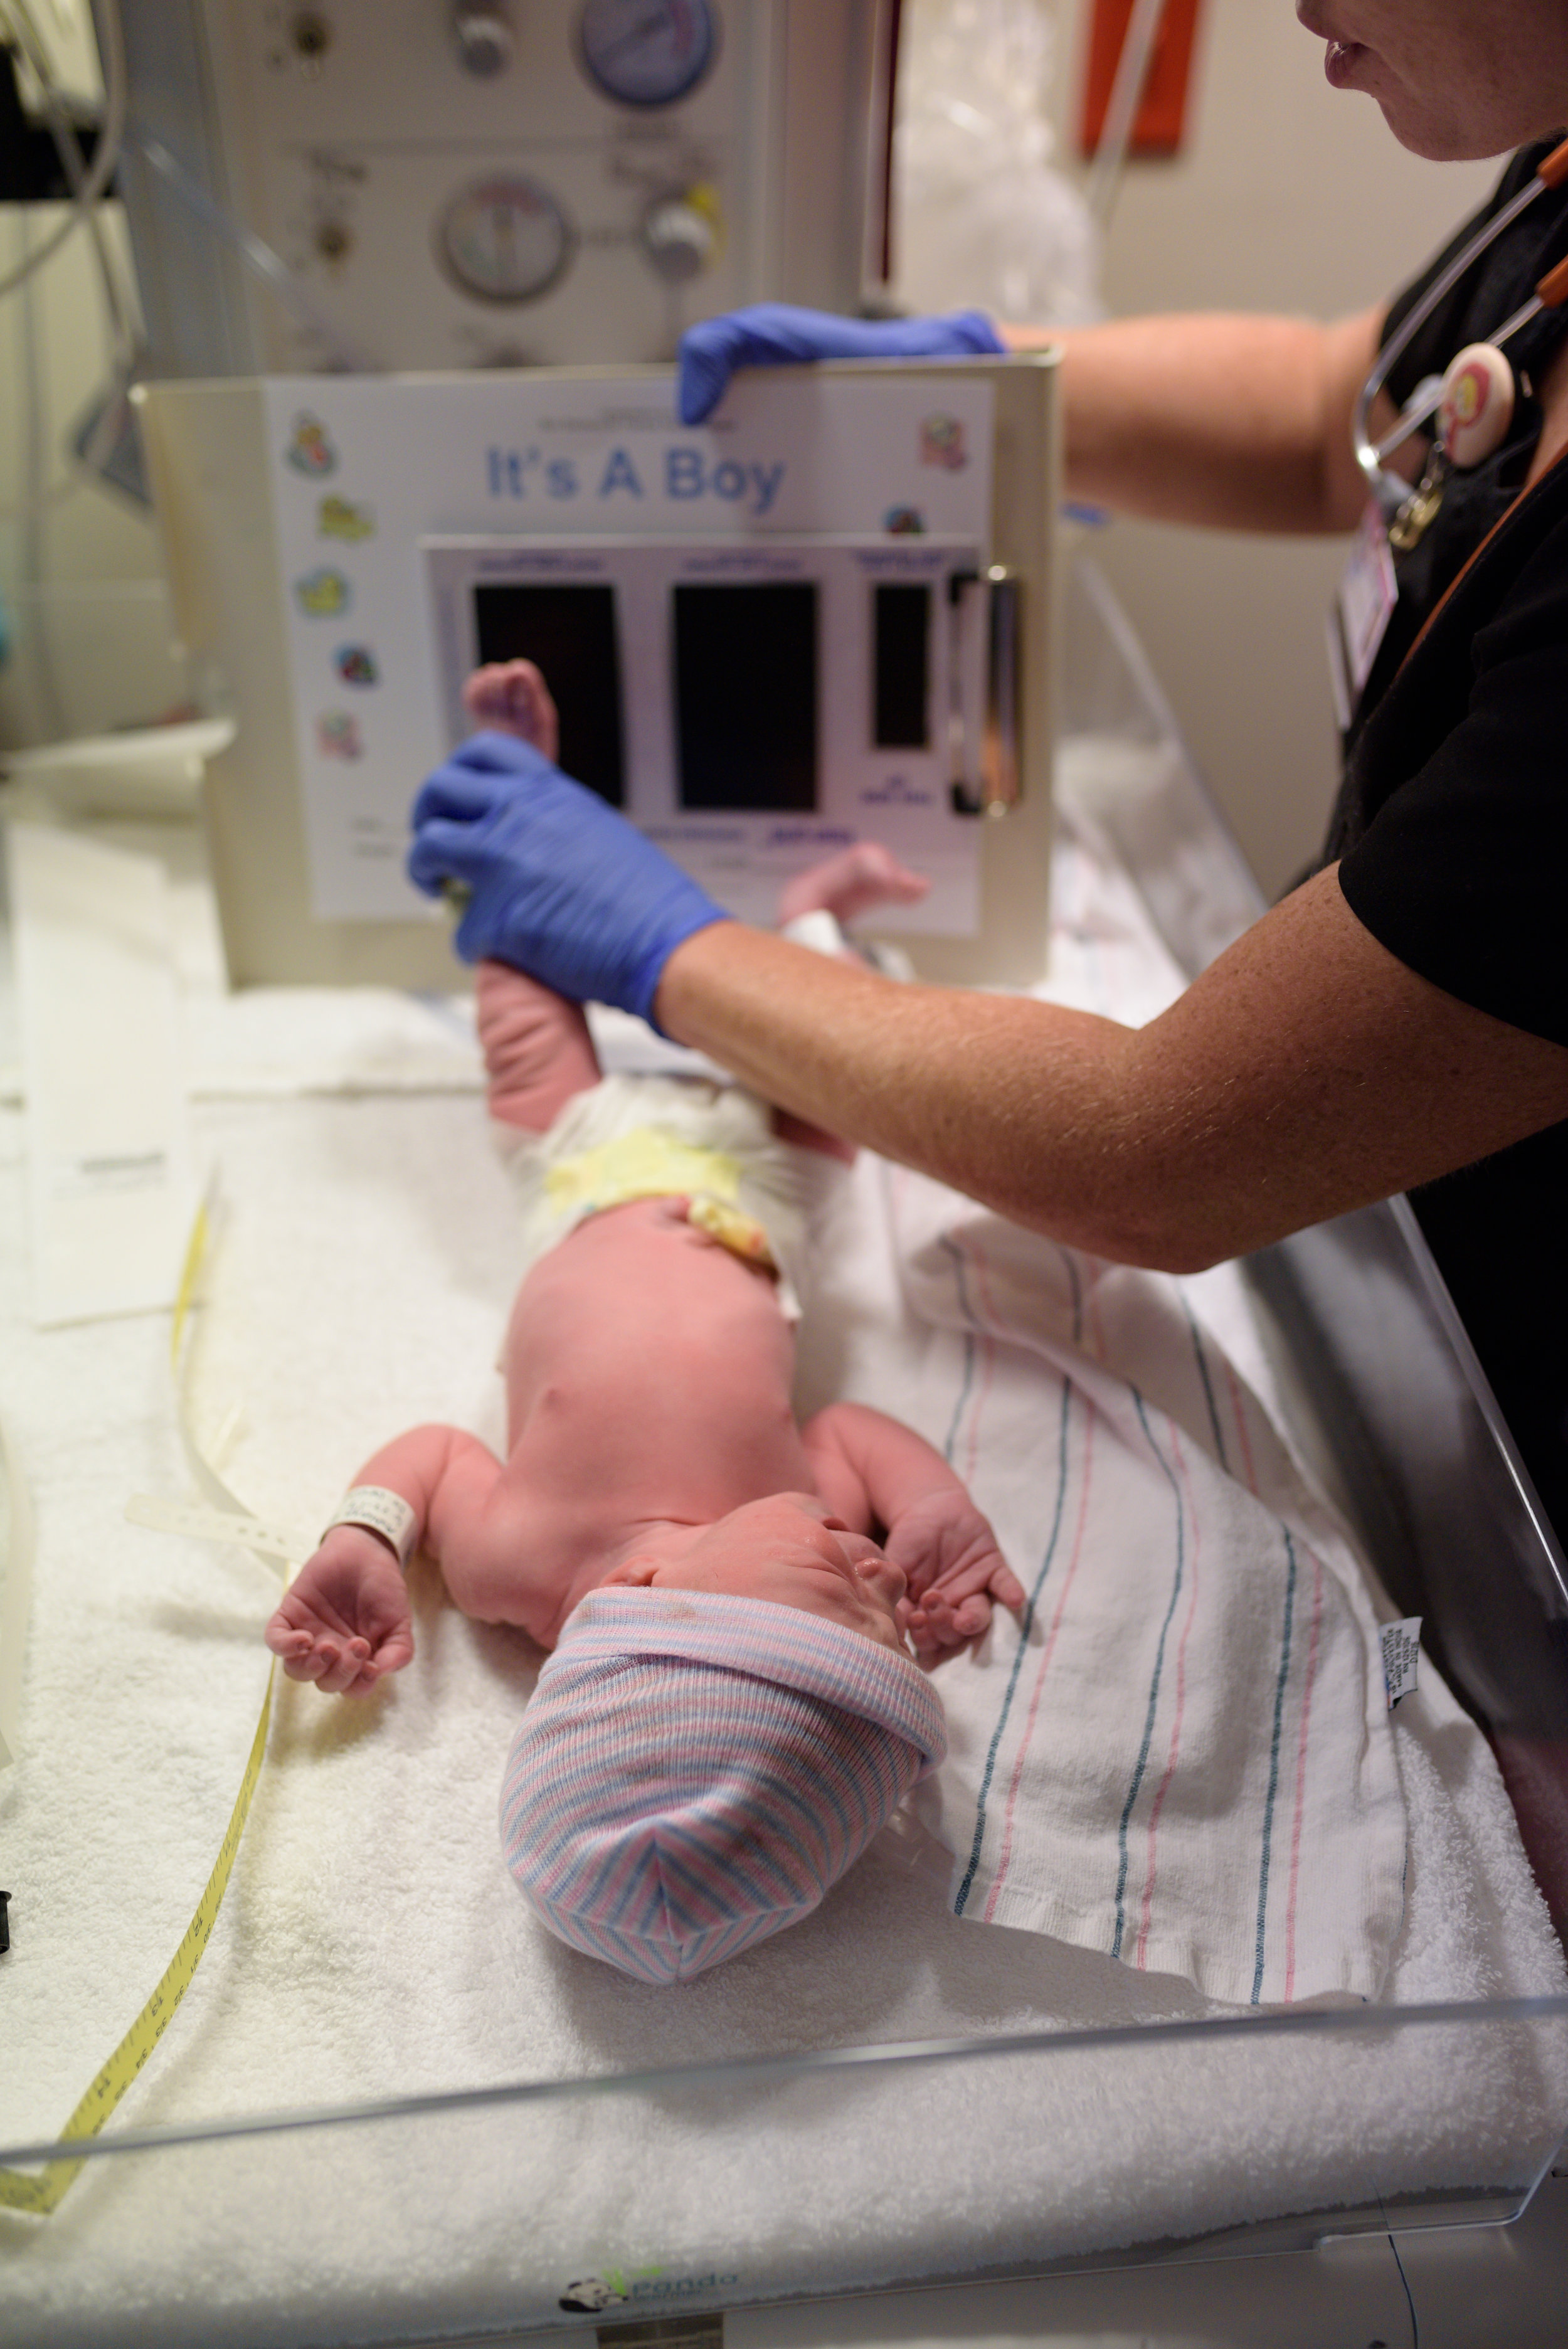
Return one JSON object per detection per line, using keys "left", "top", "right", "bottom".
{"left": 655, "top": 924, "right": 1182, "bottom": 1265}
{"left": 655, "top": 872, "right": 1568, "bottom": 1275}
{"left": 1002, "top": 309, "right": 1382, "bottom": 535}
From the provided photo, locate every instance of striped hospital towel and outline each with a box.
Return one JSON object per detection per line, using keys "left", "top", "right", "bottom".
{"left": 891, "top": 1171, "right": 1409, "bottom": 2008}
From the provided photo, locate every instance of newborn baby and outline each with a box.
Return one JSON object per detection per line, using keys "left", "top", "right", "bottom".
{"left": 267, "top": 660, "right": 1023, "bottom": 1984}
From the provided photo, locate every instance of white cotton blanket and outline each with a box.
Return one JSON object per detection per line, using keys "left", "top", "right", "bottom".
{"left": 1, "top": 810, "right": 1566, "bottom": 2348}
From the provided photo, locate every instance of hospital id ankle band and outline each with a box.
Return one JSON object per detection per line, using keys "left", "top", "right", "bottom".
{"left": 324, "top": 1486, "right": 420, "bottom": 1568}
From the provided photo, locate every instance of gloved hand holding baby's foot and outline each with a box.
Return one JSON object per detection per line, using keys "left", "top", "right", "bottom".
{"left": 887, "top": 1488, "right": 1028, "bottom": 1662}
{"left": 408, "top": 731, "right": 729, "bottom": 1026}
{"left": 265, "top": 1526, "right": 415, "bottom": 1696}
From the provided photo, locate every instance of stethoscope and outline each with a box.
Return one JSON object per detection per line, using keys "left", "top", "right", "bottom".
{"left": 1355, "top": 131, "right": 1568, "bottom": 549}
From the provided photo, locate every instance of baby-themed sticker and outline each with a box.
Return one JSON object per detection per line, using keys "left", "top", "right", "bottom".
{"left": 557, "top": 2277, "right": 627, "bottom": 2313}
{"left": 286, "top": 411, "right": 338, "bottom": 476}
{"left": 317, "top": 493, "right": 375, "bottom": 543}
{"left": 333, "top": 644, "right": 379, "bottom": 687}
{"left": 315, "top": 711, "right": 363, "bottom": 761}
{"left": 919, "top": 412, "right": 967, "bottom": 471}
{"left": 294, "top": 568, "right": 352, "bottom": 618}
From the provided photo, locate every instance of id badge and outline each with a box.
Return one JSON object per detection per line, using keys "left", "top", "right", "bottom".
{"left": 1327, "top": 499, "right": 1399, "bottom": 730}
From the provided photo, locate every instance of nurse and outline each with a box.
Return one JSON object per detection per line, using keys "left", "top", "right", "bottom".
{"left": 410, "top": 3, "right": 1568, "bottom": 1537}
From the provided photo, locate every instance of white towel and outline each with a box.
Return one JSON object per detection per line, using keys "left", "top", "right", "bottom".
{"left": 3, "top": 803, "right": 1565, "bottom": 2344}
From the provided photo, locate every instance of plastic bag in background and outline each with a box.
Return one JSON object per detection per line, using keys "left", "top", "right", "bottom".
{"left": 892, "top": 0, "right": 1102, "bottom": 327}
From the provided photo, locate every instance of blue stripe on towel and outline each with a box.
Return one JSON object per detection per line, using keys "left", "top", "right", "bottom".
{"left": 1179, "top": 1293, "right": 1229, "bottom": 1476}
{"left": 1112, "top": 1392, "right": 1185, "bottom": 1962}
{"left": 1251, "top": 1527, "right": 1299, "bottom": 2004}
{"left": 952, "top": 1379, "right": 1073, "bottom": 1916}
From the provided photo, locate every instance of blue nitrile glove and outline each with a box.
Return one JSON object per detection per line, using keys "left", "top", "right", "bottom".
{"left": 677, "top": 304, "right": 1007, "bottom": 425}
{"left": 407, "top": 732, "right": 729, "bottom": 1025}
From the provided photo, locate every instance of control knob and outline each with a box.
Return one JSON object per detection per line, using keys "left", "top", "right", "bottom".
{"left": 452, "top": 2, "right": 513, "bottom": 77}
{"left": 642, "top": 188, "right": 720, "bottom": 283}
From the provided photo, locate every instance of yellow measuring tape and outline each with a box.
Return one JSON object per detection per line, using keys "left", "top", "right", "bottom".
{"left": 0, "top": 1199, "right": 302, "bottom": 2217}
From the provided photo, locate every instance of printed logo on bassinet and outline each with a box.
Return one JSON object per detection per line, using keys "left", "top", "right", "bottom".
{"left": 557, "top": 2266, "right": 739, "bottom": 2318}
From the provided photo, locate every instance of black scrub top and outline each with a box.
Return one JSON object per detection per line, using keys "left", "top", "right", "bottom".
{"left": 1323, "top": 139, "right": 1568, "bottom": 1540}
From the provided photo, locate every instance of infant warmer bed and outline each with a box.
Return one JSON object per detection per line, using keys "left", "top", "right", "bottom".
{"left": 1, "top": 563, "right": 1566, "bottom": 2347}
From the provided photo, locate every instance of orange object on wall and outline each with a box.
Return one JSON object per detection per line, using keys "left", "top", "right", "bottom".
{"left": 1080, "top": 0, "right": 1205, "bottom": 159}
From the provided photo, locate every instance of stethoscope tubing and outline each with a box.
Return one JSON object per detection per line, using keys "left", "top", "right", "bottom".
{"left": 1354, "top": 133, "right": 1568, "bottom": 502}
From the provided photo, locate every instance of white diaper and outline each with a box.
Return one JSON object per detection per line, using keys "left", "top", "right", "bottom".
{"left": 494, "top": 1073, "right": 832, "bottom": 1320}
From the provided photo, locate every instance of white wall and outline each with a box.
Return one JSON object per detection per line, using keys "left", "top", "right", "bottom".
{"left": 1052, "top": 0, "right": 1498, "bottom": 895}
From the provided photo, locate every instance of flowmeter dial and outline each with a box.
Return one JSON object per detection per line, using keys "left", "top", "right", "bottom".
{"left": 575, "top": 0, "right": 719, "bottom": 107}
{"left": 437, "top": 176, "right": 575, "bottom": 302}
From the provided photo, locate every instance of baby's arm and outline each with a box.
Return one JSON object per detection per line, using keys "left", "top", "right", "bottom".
{"left": 265, "top": 1424, "right": 504, "bottom": 1696}
{"left": 801, "top": 1403, "right": 1025, "bottom": 1659}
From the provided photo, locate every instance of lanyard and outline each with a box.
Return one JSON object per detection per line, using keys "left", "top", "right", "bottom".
{"left": 1355, "top": 135, "right": 1568, "bottom": 512}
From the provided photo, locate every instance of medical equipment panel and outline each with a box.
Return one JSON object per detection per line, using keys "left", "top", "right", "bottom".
{"left": 110, "top": 0, "right": 898, "bottom": 378}
{"left": 424, "top": 534, "right": 990, "bottom": 931}
{"left": 137, "top": 354, "right": 1059, "bottom": 987}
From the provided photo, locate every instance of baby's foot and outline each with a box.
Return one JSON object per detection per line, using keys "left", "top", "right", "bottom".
{"left": 462, "top": 659, "right": 560, "bottom": 762}
{"left": 776, "top": 840, "right": 930, "bottom": 928}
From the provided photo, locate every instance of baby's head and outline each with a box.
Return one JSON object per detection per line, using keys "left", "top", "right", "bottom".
{"left": 501, "top": 1555, "right": 945, "bottom": 1986}
{"left": 598, "top": 1492, "right": 914, "bottom": 1655}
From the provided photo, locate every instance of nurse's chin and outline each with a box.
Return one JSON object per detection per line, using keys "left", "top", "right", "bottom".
{"left": 1374, "top": 105, "right": 1535, "bottom": 164}
{"left": 1323, "top": 38, "right": 1527, "bottom": 162}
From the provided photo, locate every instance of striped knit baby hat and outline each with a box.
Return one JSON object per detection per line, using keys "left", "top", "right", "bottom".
{"left": 501, "top": 1587, "right": 946, "bottom": 1985}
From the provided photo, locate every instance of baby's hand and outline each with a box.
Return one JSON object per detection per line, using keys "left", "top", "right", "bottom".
{"left": 884, "top": 1489, "right": 1025, "bottom": 1662}
{"left": 265, "top": 1526, "right": 415, "bottom": 1697}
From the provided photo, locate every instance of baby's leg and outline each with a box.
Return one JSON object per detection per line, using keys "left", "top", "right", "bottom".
{"left": 464, "top": 664, "right": 593, "bottom": 1129}
{"left": 462, "top": 659, "right": 559, "bottom": 763}
{"left": 477, "top": 960, "right": 601, "bottom": 1133}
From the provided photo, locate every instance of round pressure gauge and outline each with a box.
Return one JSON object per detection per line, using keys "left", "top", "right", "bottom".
{"left": 437, "top": 176, "right": 574, "bottom": 304}
{"left": 575, "top": 0, "right": 719, "bottom": 108}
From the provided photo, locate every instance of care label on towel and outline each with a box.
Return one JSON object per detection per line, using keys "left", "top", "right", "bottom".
{"left": 1381, "top": 1618, "right": 1422, "bottom": 1708}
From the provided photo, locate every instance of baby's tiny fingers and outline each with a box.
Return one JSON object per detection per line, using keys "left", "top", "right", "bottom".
{"left": 290, "top": 1638, "right": 347, "bottom": 1687}
{"left": 278, "top": 1643, "right": 331, "bottom": 1685}
{"left": 265, "top": 1621, "right": 313, "bottom": 1659}
{"left": 314, "top": 1645, "right": 369, "bottom": 1695}
{"left": 993, "top": 1564, "right": 1028, "bottom": 1611}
